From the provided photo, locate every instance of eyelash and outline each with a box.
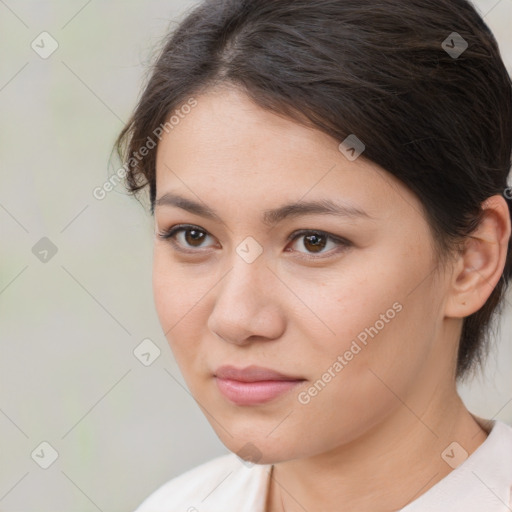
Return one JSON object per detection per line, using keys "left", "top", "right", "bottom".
{"left": 156, "top": 224, "right": 351, "bottom": 261}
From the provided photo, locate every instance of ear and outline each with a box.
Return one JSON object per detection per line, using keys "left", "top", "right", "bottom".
{"left": 444, "top": 195, "right": 511, "bottom": 318}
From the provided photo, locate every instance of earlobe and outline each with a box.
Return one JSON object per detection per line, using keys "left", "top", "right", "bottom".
{"left": 444, "top": 195, "right": 511, "bottom": 319}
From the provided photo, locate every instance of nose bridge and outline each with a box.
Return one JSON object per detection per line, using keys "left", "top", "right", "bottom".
{"left": 218, "top": 231, "right": 269, "bottom": 294}
{"left": 218, "top": 247, "right": 272, "bottom": 313}
{"left": 207, "top": 245, "right": 285, "bottom": 343}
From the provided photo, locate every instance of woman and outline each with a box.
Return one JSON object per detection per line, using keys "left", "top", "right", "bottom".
{"left": 116, "top": 0, "right": 512, "bottom": 510}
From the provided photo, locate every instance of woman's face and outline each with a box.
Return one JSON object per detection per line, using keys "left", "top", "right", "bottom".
{"left": 152, "top": 86, "right": 456, "bottom": 464}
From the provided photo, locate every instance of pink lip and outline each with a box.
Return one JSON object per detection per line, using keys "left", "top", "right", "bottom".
{"left": 214, "top": 365, "right": 306, "bottom": 405}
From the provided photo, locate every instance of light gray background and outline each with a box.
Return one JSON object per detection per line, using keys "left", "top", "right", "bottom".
{"left": 1, "top": 1, "right": 511, "bottom": 511}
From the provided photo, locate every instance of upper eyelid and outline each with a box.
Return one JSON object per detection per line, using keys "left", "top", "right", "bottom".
{"left": 160, "top": 224, "right": 342, "bottom": 240}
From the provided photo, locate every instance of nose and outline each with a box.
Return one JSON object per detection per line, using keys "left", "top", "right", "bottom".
{"left": 207, "top": 255, "right": 286, "bottom": 346}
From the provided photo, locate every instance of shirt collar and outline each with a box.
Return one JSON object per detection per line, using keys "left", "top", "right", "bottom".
{"left": 399, "top": 419, "right": 512, "bottom": 512}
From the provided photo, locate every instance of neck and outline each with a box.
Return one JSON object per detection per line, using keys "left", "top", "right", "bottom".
{"left": 266, "top": 387, "right": 488, "bottom": 512}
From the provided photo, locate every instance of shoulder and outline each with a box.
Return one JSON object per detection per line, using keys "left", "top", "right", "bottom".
{"left": 134, "top": 452, "right": 272, "bottom": 512}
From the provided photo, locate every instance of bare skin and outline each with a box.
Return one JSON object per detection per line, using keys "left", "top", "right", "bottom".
{"left": 151, "top": 85, "right": 511, "bottom": 512}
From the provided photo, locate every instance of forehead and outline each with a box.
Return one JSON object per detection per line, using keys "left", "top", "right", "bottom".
{"left": 156, "top": 86, "right": 339, "bottom": 169}
{"left": 154, "top": 87, "right": 421, "bottom": 223}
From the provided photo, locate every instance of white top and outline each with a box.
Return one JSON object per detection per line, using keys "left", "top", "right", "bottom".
{"left": 134, "top": 420, "right": 512, "bottom": 512}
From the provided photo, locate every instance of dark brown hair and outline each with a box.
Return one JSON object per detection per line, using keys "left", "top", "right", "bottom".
{"left": 115, "top": 0, "right": 512, "bottom": 380}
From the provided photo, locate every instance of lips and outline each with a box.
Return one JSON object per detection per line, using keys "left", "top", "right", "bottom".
{"left": 213, "top": 365, "right": 306, "bottom": 405}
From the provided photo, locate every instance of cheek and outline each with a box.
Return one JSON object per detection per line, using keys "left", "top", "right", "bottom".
{"left": 291, "top": 255, "right": 439, "bottom": 386}
{"left": 151, "top": 251, "right": 217, "bottom": 372}
{"left": 286, "top": 265, "right": 404, "bottom": 359}
{"left": 152, "top": 255, "right": 180, "bottom": 331}
{"left": 152, "top": 273, "right": 197, "bottom": 388}
{"left": 152, "top": 250, "right": 210, "bottom": 330}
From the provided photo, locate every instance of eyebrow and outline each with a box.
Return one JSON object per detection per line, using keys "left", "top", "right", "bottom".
{"left": 154, "top": 192, "right": 373, "bottom": 226}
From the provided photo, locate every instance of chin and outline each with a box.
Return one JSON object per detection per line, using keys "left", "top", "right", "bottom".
{"left": 209, "top": 422, "right": 305, "bottom": 465}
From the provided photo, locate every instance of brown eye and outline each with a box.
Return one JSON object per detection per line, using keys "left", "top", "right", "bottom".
{"left": 302, "top": 233, "right": 327, "bottom": 253}
{"left": 157, "top": 225, "right": 217, "bottom": 252}
{"left": 184, "top": 228, "right": 206, "bottom": 247}
{"left": 286, "top": 229, "right": 351, "bottom": 259}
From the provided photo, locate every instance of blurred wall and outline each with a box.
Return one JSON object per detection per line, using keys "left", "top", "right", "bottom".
{"left": 1, "top": 1, "right": 511, "bottom": 510}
